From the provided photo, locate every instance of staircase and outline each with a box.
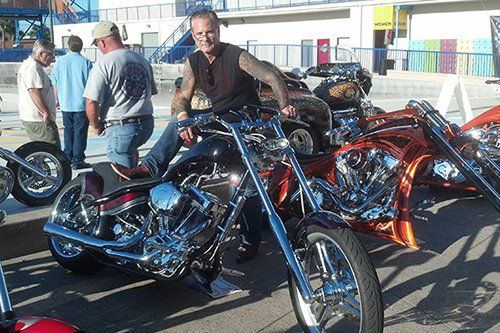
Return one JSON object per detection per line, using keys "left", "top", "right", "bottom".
{"left": 52, "top": 0, "right": 94, "bottom": 24}
{"left": 149, "top": 0, "right": 221, "bottom": 64}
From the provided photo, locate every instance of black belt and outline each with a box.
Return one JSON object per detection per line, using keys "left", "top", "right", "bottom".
{"left": 105, "top": 115, "right": 153, "bottom": 128}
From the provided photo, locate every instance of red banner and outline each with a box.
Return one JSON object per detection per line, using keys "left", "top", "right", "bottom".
{"left": 317, "top": 39, "right": 330, "bottom": 65}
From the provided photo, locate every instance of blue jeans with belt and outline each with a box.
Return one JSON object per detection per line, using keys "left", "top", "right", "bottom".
{"left": 62, "top": 111, "right": 89, "bottom": 165}
{"left": 141, "top": 115, "right": 262, "bottom": 247}
{"left": 105, "top": 116, "right": 154, "bottom": 168}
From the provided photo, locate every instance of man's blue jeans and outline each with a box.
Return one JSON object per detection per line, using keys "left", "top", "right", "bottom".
{"left": 105, "top": 117, "right": 154, "bottom": 168}
{"left": 141, "top": 115, "right": 262, "bottom": 247}
{"left": 62, "top": 111, "right": 89, "bottom": 165}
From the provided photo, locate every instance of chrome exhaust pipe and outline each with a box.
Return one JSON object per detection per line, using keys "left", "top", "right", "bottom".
{"left": 44, "top": 222, "right": 135, "bottom": 250}
{"left": 43, "top": 214, "right": 152, "bottom": 251}
{"left": 105, "top": 248, "right": 161, "bottom": 262}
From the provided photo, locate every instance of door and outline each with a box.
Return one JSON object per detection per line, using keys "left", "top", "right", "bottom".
{"left": 62, "top": 36, "right": 71, "bottom": 49}
{"left": 301, "top": 39, "right": 313, "bottom": 67}
{"left": 142, "top": 32, "right": 159, "bottom": 59}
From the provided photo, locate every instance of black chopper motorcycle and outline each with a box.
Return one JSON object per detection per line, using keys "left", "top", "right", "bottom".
{"left": 43, "top": 106, "right": 383, "bottom": 332}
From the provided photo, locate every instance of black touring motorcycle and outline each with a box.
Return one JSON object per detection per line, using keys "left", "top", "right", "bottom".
{"left": 43, "top": 106, "right": 383, "bottom": 332}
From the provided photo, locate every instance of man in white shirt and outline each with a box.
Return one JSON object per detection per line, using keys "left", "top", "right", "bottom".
{"left": 17, "top": 39, "right": 60, "bottom": 148}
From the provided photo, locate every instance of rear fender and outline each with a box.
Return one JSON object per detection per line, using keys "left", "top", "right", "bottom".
{"left": 79, "top": 172, "right": 148, "bottom": 215}
{"left": 81, "top": 171, "right": 103, "bottom": 199}
{"left": 290, "top": 211, "right": 348, "bottom": 245}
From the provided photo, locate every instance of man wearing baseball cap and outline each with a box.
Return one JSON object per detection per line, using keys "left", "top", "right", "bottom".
{"left": 84, "top": 21, "right": 157, "bottom": 168}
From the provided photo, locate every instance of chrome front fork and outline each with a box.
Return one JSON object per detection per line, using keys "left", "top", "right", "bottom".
{"left": 0, "top": 261, "right": 14, "bottom": 321}
{"left": 0, "top": 146, "right": 50, "bottom": 178}
{"left": 230, "top": 119, "right": 322, "bottom": 304}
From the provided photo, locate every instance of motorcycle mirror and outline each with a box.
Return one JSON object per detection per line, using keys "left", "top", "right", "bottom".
{"left": 290, "top": 67, "right": 305, "bottom": 79}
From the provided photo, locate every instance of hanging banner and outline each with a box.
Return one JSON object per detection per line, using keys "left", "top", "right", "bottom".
{"left": 374, "top": 6, "right": 408, "bottom": 30}
{"left": 317, "top": 38, "right": 330, "bottom": 64}
{"left": 490, "top": 16, "right": 500, "bottom": 77}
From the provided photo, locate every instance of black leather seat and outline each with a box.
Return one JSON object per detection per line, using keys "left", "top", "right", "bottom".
{"left": 92, "top": 162, "right": 162, "bottom": 198}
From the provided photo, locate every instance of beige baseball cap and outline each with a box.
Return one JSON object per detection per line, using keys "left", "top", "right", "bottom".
{"left": 91, "top": 21, "right": 120, "bottom": 45}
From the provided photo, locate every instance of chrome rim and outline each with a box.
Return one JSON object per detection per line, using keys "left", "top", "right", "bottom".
{"left": 51, "top": 239, "right": 84, "bottom": 258}
{"left": 18, "top": 152, "right": 64, "bottom": 198}
{"left": 295, "top": 233, "right": 361, "bottom": 332}
{"left": 288, "top": 128, "right": 314, "bottom": 155}
{"left": 50, "top": 182, "right": 85, "bottom": 259}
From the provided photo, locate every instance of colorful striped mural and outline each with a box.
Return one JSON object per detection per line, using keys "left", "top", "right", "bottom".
{"left": 409, "top": 39, "right": 493, "bottom": 76}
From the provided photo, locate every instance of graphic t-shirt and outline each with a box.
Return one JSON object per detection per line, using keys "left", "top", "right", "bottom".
{"left": 83, "top": 48, "right": 157, "bottom": 121}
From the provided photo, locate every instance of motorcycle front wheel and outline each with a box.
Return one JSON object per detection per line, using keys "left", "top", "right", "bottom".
{"left": 7, "top": 141, "right": 71, "bottom": 206}
{"left": 289, "top": 226, "right": 383, "bottom": 333}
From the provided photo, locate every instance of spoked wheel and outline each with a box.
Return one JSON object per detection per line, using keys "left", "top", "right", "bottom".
{"left": 7, "top": 141, "right": 71, "bottom": 206}
{"left": 289, "top": 227, "right": 383, "bottom": 333}
{"left": 284, "top": 123, "right": 321, "bottom": 155}
{"left": 48, "top": 178, "right": 103, "bottom": 274}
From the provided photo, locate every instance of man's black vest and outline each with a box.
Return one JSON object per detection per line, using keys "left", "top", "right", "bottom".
{"left": 188, "top": 43, "right": 260, "bottom": 114}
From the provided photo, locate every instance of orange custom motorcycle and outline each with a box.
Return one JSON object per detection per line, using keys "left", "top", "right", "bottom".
{"left": 265, "top": 100, "right": 499, "bottom": 248}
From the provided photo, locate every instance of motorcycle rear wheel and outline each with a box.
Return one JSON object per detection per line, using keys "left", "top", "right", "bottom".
{"left": 284, "top": 123, "right": 321, "bottom": 155}
{"left": 48, "top": 178, "right": 103, "bottom": 274}
{"left": 7, "top": 141, "right": 71, "bottom": 206}
{"left": 289, "top": 226, "right": 383, "bottom": 333}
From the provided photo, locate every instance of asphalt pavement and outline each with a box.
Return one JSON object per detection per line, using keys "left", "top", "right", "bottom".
{"left": 1, "top": 188, "right": 499, "bottom": 332}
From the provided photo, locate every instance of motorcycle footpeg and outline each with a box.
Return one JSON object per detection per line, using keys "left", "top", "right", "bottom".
{"left": 221, "top": 267, "right": 245, "bottom": 277}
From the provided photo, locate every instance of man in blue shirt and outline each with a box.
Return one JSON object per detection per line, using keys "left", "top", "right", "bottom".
{"left": 51, "top": 35, "right": 93, "bottom": 170}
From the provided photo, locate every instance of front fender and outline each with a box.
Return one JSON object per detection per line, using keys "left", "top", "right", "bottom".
{"left": 290, "top": 211, "right": 348, "bottom": 245}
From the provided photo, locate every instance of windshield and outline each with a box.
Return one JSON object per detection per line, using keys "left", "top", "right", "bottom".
{"left": 329, "top": 46, "right": 360, "bottom": 64}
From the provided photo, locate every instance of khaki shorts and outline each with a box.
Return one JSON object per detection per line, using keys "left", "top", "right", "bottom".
{"left": 22, "top": 120, "right": 61, "bottom": 149}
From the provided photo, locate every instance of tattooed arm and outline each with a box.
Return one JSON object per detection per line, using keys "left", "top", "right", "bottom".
{"left": 176, "top": 59, "right": 196, "bottom": 140}
{"left": 239, "top": 50, "right": 295, "bottom": 117}
{"left": 176, "top": 59, "right": 196, "bottom": 120}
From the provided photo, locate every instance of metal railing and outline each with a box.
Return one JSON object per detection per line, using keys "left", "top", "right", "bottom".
{"left": 149, "top": 0, "right": 225, "bottom": 64}
{"left": 52, "top": 0, "right": 368, "bottom": 24}
{"left": 354, "top": 48, "right": 497, "bottom": 77}
{"left": 1, "top": 45, "right": 497, "bottom": 78}
{"left": 53, "top": 1, "right": 226, "bottom": 24}
{"left": 0, "top": 0, "right": 49, "bottom": 9}
{"left": 0, "top": 48, "right": 66, "bottom": 62}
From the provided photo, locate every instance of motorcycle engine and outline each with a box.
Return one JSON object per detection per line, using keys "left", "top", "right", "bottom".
{"left": 430, "top": 159, "right": 465, "bottom": 183}
{"left": 0, "top": 166, "right": 14, "bottom": 204}
{"left": 467, "top": 124, "right": 500, "bottom": 160}
{"left": 334, "top": 148, "right": 399, "bottom": 221}
{"left": 140, "top": 182, "right": 227, "bottom": 277}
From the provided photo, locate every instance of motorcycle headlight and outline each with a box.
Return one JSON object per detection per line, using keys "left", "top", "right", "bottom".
{"left": 263, "top": 138, "right": 290, "bottom": 152}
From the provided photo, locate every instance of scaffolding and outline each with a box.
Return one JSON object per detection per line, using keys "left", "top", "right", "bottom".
{"left": 0, "top": 0, "right": 88, "bottom": 45}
